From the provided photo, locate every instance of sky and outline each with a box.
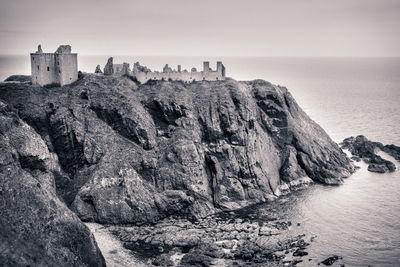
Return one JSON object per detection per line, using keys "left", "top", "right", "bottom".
{"left": 0, "top": 0, "right": 399, "bottom": 56}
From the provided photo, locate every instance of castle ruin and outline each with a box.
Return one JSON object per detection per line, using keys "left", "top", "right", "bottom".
{"left": 30, "top": 45, "right": 78, "bottom": 86}
{"left": 30, "top": 44, "right": 225, "bottom": 86}
{"left": 105, "top": 58, "right": 226, "bottom": 83}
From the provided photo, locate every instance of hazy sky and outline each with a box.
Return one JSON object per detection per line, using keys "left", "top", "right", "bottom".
{"left": 0, "top": 0, "right": 399, "bottom": 56}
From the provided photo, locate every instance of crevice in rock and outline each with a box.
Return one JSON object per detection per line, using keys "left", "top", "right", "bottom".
{"left": 90, "top": 105, "right": 150, "bottom": 149}
{"left": 204, "top": 154, "right": 218, "bottom": 208}
{"left": 48, "top": 120, "right": 87, "bottom": 177}
{"left": 145, "top": 99, "right": 186, "bottom": 132}
{"left": 18, "top": 155, "right": 46, "bottom": 172}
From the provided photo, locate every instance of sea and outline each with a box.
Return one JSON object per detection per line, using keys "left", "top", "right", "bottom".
{"left": 1, "top": 55, "right": 399, "bottom": 266}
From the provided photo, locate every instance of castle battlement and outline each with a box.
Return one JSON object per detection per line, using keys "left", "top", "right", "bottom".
{"left": 103, "top": 57, "right": 226, "bottom": 83}
{"left": 30, "top": 44, "right": 78, "bottom": 86}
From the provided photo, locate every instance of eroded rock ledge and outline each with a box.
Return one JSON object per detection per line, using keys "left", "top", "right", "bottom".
{"left": 0, "top": 75, "right": 355, "bottom": 225}
{"left": 341, "top": 135, "right": 399, "bottom": 173}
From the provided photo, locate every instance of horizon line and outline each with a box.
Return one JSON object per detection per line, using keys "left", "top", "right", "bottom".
{"left": 1, "top": 54, "right": 400, "bottom": 59}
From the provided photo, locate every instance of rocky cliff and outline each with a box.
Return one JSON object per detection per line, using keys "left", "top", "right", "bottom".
{"left": 0, "top": 74, "right": 354, "bottom": 226}
{"left": 0, "top": 101, "right": 105, "bottom": 266}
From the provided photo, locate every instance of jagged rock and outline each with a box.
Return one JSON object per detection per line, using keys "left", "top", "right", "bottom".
{"left": 103, "top": 57, "right": 114, "bottom": 75}
{"left": 341, "top": 135, "right": 397, "bottom": 173}
{"left": 95, "top": 64, "right": 103, "bottom": 74}
{"left": 0, "top": 75, "right": 355, "bottom": 225}
{"left": 0, "top": 101, "right": 105, "bottom": 266}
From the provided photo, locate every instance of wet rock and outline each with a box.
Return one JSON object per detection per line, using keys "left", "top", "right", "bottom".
{"left": 320, "top": 255, "right": 341, "bottom": 265}
{"left": 383, "top": 144, "right": 400, "bottom": 160}
{"left": 341, "top": 135, "right": 397, "bottom": 173}
{"left": 368, "top": 163, "right": 389, "bottom": 173}
{"left": 293, "top": 249, "right": 308, "bottom": 257}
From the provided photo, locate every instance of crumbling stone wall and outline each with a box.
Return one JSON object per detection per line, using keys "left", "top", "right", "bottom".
{"left": 103, "top": 57, "right": 114, "bottom": 75}
{"left": 133, "top": 61, "right": 226, "bottom": 83}
{"left": 100, "top": 58, "right": 226, "bottom": 84}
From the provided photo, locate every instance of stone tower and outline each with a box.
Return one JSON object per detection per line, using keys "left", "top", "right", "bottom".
{"left": 217, "top": 61, "right": 226, "bottom": 77}
{"left": 30, "top": 44, "right": 78, "bottom": 86}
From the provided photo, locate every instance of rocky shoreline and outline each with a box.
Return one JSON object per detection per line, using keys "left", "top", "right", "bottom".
{"left": 98, "top": 189, "right": 347, "bottom": 267}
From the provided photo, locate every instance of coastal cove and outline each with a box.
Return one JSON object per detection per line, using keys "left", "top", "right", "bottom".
{"left": 1, "top": 56, "right": 399, "bottom": 266}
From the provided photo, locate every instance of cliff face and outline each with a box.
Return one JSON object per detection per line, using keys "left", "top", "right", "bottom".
{"left": 0, "top": 75, "right": 354, "bottom": 225}
{"left": 0, "top": 101, "right": 105, "bottom": 266}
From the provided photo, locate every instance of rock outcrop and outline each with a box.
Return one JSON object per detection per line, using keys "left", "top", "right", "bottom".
{"left": 0, "top": 101, "right": 105, "bottom": 266}
{"left": 4, "top": 75, "right": 31, "bottom": 83}
{"left": 0, "top": 75, "right": 355, "bottom": 225}
{"left": 341, "top": 135, "right": 398, "bottom": 173}
{"left": 103, "top": 57, "right": 114, "bottom": 75}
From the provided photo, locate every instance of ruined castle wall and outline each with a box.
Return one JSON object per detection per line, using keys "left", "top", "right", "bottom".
{"left": 57, "top": 54, "right": 78, "bottom": 86}
{"left": 134, "top": 69, "right": 225, "bottom": 84}
{"left": 113, "top": 64, "right": 123, "bottom": 74}
{"left": 31, "top": 53, "right": 59, "bottom": 86}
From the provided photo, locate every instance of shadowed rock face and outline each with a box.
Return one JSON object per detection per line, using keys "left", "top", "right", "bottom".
{"left": 0, "top": 75, "right": 354, "bottom": 225}
{"left": 0, "top": 101, "right": 105, "bottom": 266}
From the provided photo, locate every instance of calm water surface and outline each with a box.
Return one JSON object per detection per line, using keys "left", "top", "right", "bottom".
{"left": 1, "top": 55, "right": 399, "bottom": 265}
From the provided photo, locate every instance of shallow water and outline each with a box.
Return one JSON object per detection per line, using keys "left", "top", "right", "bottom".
{"left": 281, "top": 154, "right": 400, "bottom": 266}
{"left": 2, "top": 55, "right": 399, "bottom": 265}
